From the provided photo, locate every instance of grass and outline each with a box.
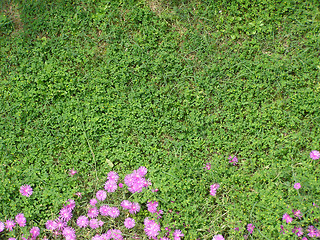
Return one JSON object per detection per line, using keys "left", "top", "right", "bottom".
{"left": 1, "top": 0, "right": 320, "bottom": 239}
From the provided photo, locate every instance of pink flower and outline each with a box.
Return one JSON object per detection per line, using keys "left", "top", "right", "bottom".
{"left": 147, "top": 201, "right": 158, "bottom": 213}
{"left": 8, "top": 238, "right": 16, "bottom": 240}
{"left": 152, "top": 188, "right": 159, "bottom": 192}
{"left": 292, "top": 227, "right": 303, "bottom": 237}
{"left": 89, "top": 219, "right": 99, "bottom": 229}
{"left": 144, "top": 218, "right": 160, "bottom": 238}
{"left": 20, "top": 185, "right": 33, "bottom": 197}
{"left": 0, "top": 222, "right": 4, "bottom": 232}
{"left": 204, "top": 163, "right": 211, "bottom": 170}
{"left": 213, "top": 235, "right": 224, "bottom": 240}
{"left": 106, "top": 229, "right": 123, "bottom": 240}
{"left": 98, "top": 220, "right": 104, "bottom": 227}
{"left": 173, "top": 229, "right": 184, "bottom": 240}
{"left": 76, "top": 192, "right": 82, "bottom": 198}
{"left": 294, "top": 183, "right": 301, "bottom": 190}
{"left": 104, "top": 180, "right": 118, "bottom": 192}
{"left": 46, "top": 220, "right": 57, "bottom": 230}
{"left": 90, "top": 198, "right": 98, "bottom": 206}
{"left": 124, "top": 218, "right": 135, "bottom": 229}
{"left": 77, "top": 216, "right": 89, "bottom": 228}
{"left": 107, "top": 171, "right": 119, "bottom": 182}
{"left": 310, "top": 150, "right": 320, "bottom": 160}
{"left": 15, "top": 213, "right": 26, "bottom": 227}
{"left": 129, "top": 202, "right": 140, "bottom": 214}
{"left": 119, "top": 183, "right": 124, "bottom": 188}
{"left": 60, "top": 207, "right": 72, "bottom": 222}
{"left": 69, "top": 168, "right": 77, "bottom": 176}
{"left": 307, "top": 225, "right": 320, "bottom": 237}
{"left": 137, "top": 166, "right": 148, "bottom": 177}
{"left": 62, "top": 227, "right": 75, "bottom": 238}
{"left": 56, "top": 219, "right": 67, "bottom": 230}
{"left": 65, "top": 199, "right": 76, "bottom": 210}
{"left": 228, "top": 155, "right": 238, "bottom": 165}
{"left": 247, "top": 223, "right": 255, "bottom": 234}
{"left": 30, "top": 226, "right": 40, "bottom": 239}
{"left": 100, "top": 205, "right": 111, "bottom": 216}
{"left": 282, "top": 213, "right": 293, "bottom": 223}
{"left": 121, "top": 200, "right": 132, "bottom": 210}
{"left": 88, "top": 207, "right": 99, "bottom": 218}
{"left": 5, "top": 219, "right": 15, "bottom": 231}
{"left": 210, "top": 183, "right": 220, "bottom": 196}
{"left": 292, "top": 209, "right": 302, "bottom": 219}
{"left": 92, "top": 234, "right": 103, "bottom": 240}
{"left": 108, "top": 207, "right": 120, "bottom": 218}
{"left": 96, "top": 190, "right": 107, "bottom": 201}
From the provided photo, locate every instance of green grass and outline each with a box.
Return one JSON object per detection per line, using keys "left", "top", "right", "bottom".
{"left": 1, "top": 0, "right": 320, "bottom": 239}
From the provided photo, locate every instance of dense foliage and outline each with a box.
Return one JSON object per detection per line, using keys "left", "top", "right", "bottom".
{"left": 1, "top": 0, "right": 320, "bottom": 239}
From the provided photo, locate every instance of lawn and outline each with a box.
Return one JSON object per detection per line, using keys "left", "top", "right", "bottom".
{"left": 0, "top": 0, "right": 320, "bottom": 239}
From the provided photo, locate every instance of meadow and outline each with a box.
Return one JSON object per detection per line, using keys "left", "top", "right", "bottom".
{"left": 0, "top": 0, "right": 320, "bottom": 239}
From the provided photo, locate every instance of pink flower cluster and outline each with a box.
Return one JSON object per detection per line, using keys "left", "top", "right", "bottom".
{"left": 228, "top": 155, "right": 238, "bottom": 165}
{"left": 0, "top": 214, "right": 40, "bottom": 239}
{"left": 210, "top": 183, "right": 220, "bottom": 196}
{"left": 124, "top": 166, "right": 151, "bottom": 193}
{"left": 46, "top": 199, "right": 76, "bottom": 239}
{"left": 120, "top": 200, "right": 140, "bottom": 214}
{"left": 104, "top": 171, "right": 119, "bottom": 193}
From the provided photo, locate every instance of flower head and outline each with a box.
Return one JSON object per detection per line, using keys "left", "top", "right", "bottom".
{"left": 65, "top": 199, "right": 76, "bottom": 210}
{"left": 100, "top": 205, "right": 111, "bottom": 216}
{"left": 310, "top": 150, "right": 320, "bottom": 160}
{"left": 15, "top": 213, "right": 26, "bottom": 227}
{"left": 173, "top": 229, "right": 184, "bottom": 240}
{"left": 124, "top": 218, "right": 135, "bottom": 229}
{"left": 5, "top": 219, "right": 15, "bottom": 231}
{"left": 147, "top": 201, "right": 158, "bottom": 213}
{"left": 20, "top": 185, "right": 33, "bottom": 197}
{"left": 121, "top": 200, "right": 132, "bottom": 210}
{"left": 46, "top": 220, "right": 57, "bottom": 231}
{"left": 62, "top": 226, "right": 75, "bottom": 238}
{"left": 292, "top": 209, "right": 302, "bottom": 219}
{"left": 213, "top": 235, "right": 224, "bottom": 240}
{"left": 282, "top": 213, "right": 293, "bottom": 224}
{"left": 144, "top": 218, "right": 160, "bottom": 239}
{"left": 90, "top": 198, "right": 98, "bottom": 206}
{"left": 109, "top": 207, "right": 120, "bottom": 218}
{"left": 129, "top": 202, "right": 140, "bottom": 214}
{"left": 88, "top": 207, "right": 99, "bottom": 218}
{"left": 89, "top": 219, "right": 99, "bottom": 229}
{"left": 77, "top": 216, "right": 89, "bottom": 228}
{"left": 292, "top": 226, "right": 303, "bottom": 237}
{"left": 106, "top": 229, "right": 123, "bottom": 240}
{"left": 30, "top": 226, "right": 40, "bottom": 239}
{"left": 107, "top": 171, "right": 119, "bottom": 182}
{"left": 60, "top": 207, "right": 72, "bottom": 222}
{"left": 69, "top": 168, "right": 77, "bottom": 176}
{"left": 104, "top": 180, "right": 118, "bottom": 192}
{"left": 96, "top": 190, "right": 107, "bottom": 201}
{"left": 204, "top": 163, "right": 211, "bottom": 170}
{"left": 294, "top": 183, "right": 301, "bottom": 190}
{"left": 247, "top": 223, "right": 255, "bottom": 234}
{"left": 210, "top": 183, "right": 220, "bottom": 196}
{"left": 137, "top": 166, "right": 148, "bottom": 177}
{"left": 228, "top": 155, "right": 238, "bottom": 165}
{"left": 0, "top": 222, "right": 4, "bottom": 232}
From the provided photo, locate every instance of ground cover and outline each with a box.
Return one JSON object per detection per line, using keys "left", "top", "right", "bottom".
{"left": 1, "top": 0, "right": 320, "bottom": 239}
